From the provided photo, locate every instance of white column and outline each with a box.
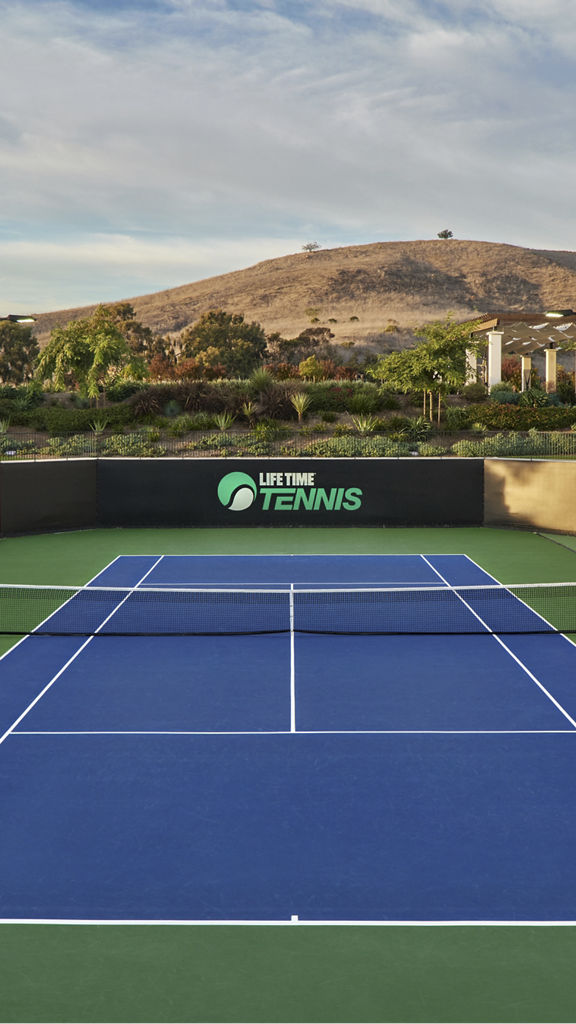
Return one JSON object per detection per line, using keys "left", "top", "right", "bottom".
{"left": 545, "top": 346, "right": 557, "bottom": 393}
{"left": 521, "top": 355, "right": 532, "bottom": 391}
{"left": 465, "top": 349, "right": 477, "bottom": 383}
{"left": 487, "top": 331, "right": 503, "bottom": 389}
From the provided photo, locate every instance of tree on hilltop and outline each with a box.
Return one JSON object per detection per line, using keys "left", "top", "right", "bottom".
{"left": 437, "top": 229, "right": 454, "bottom": 239}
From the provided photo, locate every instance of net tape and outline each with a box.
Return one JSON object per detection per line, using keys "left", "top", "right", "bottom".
{"left": 0, "top": 581, "right": 575, "bottom": 636}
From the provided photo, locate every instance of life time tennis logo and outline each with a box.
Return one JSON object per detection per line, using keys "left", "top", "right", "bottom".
{"left": 217, "top": 471, "right": 363, "bottom": 512}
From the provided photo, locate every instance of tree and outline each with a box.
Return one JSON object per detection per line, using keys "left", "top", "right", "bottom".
{"left": 437, "top": 229, "right": 454, "bottom": 239}
{"left": 36, "top": 306, "right": 146, "bottom": 399}
{"left": 302, "top": 242, "right": 321, "bottom": 252}
{"left": 368, "top": 346, "right": 432, "bottom": 414}
{"left": 104, "top": 302, "right": 176, "bottom": 369}
{"left": 369, "top": 318, "right": 482, "bottom": 422}
{"left": 0, "top": 321, "right": 39, "bottom": 383}
{"left": 179, "top": 310, "right": 267, "bottom": 377}
{"left": 104, "top": 302, "right": 153, "bottom": 354}
{"left": 298, "top": 355, "right": 328, "bottom": 381}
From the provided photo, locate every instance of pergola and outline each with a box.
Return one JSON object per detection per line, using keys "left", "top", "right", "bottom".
{"left": 468, "top": 310, "right": 576, "bottom": 392}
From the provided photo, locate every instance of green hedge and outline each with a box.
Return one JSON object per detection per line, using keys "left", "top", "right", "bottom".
{"left": 468, "top": 403, "right": 576, "bottom": 430}
{"left": 303, "top": 382, "right": 394, "bottom": 413}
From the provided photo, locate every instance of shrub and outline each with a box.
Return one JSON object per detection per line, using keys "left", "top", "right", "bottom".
{"left": 377, "top": 390, "right": 401, "bottom": 410}
{"left": 48, "top": 405, "right": 134, "bottom": 434}
{"left": 490, "top": 380, "right": 515, "bottom": 394}
{"left": 382, "top": 414, "right": 412, "bottom": 434}
{"left": 418, "top": 443, "right": 449, "bottom": 456}
{"left": 163, "top": 399, "right": 182, "bottom": 418}
{"left": 263, "top": 362, "right": 300, "bottom": 380}
{"left": 0, "top": 436, "right": 42, "bottom": 457}
{"left": 106, "top": 381, "right": 145, "bottom": 402}
{"left": 281, "top": 436, "right": 412, "bottom": 458}
{"left": 461, "top": 382, "right": 488, "bottom": 403}
{"left": 442, "top": 407, "right": 473, "bottom": 431}
{"left": 0, "top": 382, "right": 43, "bottom": 407}
{"left": 101, "top": 434, "right": 167, "bottom": 457}
{"left": 185, "top": 433, "right": 238, "bottom": 454}
{"left": 400, "top": 416, "right": 432, "bottom": 443}
{"left": 348, "top": 391, "right": 381, "bottom": 414}
{"left": 167, "top": 413, "right": 215, "bottom": 436}
{"left": 46, "top": 435, "right": 96, "bottom": 457}
{"left": 490, "top": 390, "right": 521, "bottom": 404}
{"left": 557, "top": 368, "right": 576, "bottom": 405}
{"left": 351, "top": 414, "right": 378, "bottom": 435}
{"left": 468, "top": 403, "right": 576, "bottom": 431}
{"left": 518, "top": 387, "right": 550, "bottom": 407}
{"left": 304, "top": 382, "right": 382, "bottom": 413}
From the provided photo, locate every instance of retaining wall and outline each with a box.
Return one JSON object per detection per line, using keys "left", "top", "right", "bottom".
{"left": 484, "top": 459, "right": 576, "bottom": 533}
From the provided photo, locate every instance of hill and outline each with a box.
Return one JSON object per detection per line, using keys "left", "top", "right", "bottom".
{"left": 31, "top": 239, "right": 576, "bottom": 347}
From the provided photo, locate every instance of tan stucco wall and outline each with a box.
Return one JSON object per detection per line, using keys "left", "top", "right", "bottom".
{"left": 484, "top": 459, "right": 576, "bottom": 533}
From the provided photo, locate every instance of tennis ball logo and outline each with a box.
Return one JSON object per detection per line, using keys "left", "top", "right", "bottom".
{"left": 218, "top": 472, "right": 257, "bottom": 511}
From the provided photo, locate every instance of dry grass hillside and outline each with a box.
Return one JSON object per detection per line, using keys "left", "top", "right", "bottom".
{"left": 32, "top": 239, "right": 576, "bottom": 348}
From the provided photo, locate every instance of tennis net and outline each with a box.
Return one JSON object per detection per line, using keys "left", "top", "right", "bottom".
{"left": 0, "top": 582, "right": 575, "bottom": 637}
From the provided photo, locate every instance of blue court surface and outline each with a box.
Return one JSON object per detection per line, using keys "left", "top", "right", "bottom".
{"left": 2, "top": 553, "right": 576, "bottom": 923}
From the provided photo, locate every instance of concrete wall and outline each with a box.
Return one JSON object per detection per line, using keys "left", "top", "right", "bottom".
{"left": 484, "top": 459, "right": 576, "bottom": 533}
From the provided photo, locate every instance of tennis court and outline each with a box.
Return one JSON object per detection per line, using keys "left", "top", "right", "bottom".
{"left": 2, "top": 550, "right": 576, "bottom": 926}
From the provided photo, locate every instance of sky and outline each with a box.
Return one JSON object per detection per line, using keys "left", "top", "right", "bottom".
{"left": 2, "top": 0, "right": 576, "bottom": 313}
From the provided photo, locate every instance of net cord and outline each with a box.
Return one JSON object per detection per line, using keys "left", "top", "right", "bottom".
{"left": 1, "top": 582, "right": 575, "bottom": 595}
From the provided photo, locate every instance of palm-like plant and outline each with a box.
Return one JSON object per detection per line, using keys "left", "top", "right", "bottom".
{"left": 241, "top": 401, "right": 257, "bottom": 426}
{"left": 249, "top": 369, "right": 273, "bottom": 395}
{"left": 290, "top": 392, "right": 311, "bottom": 423}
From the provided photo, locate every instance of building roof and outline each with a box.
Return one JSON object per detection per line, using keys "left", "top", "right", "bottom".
{"left": 468, "top": 311, "right": 576, "bottom": 353}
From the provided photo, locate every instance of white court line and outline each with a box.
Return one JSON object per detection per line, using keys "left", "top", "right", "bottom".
{"left": 0, "top": 555, "right": 124, "bottom": 664}
{"left": 289, "top": 584, "right": 296, "bottom": 732}
{"left": 464, "top": 553, "right": 576, "bottom": 652}
{"left": 421, "top": 555, "right": 576, "bottom": 730}
{"left": 3, "top": 917, "right": 576, "bottom": 927}
{"left": 12, "top": 729, "right": 576, "bottom": 736}
{"left": 0, "top": 556, "right": 165, "bottom": 748}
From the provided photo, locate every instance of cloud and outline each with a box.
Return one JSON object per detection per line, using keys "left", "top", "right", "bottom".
{"left": 1, "top": 0, "right": 576, "bottom": 310}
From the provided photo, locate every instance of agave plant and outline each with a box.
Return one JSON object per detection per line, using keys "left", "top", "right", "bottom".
{"left": 290, "top": 392, "right": 311, "bottom": 423}
{"left": 89, "top": 415, "right": 109, "bottom": 434}
{"left": 214, "top": 412, "right": 236, "bottom": 432}
{"left": 0, "top": 418, "right": 10, "bottom": 434}
{"left": 350, "top": 414, "right": 378, "bottom": 436}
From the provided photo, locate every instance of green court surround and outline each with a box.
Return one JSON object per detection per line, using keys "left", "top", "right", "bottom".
{"left": 2, "top": 525, "right": 576, "bottom": 1023}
